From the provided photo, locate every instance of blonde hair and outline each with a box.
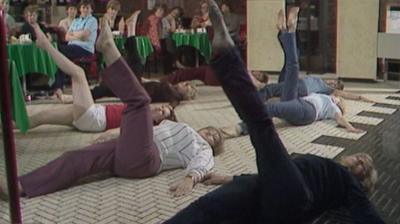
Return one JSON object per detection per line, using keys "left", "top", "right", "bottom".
{"left": 199, "top": 126, "right": 225, "bottom": 156}
{"left": 106, "top": 0, "right": 121, "bottom": 11}
{"left": 355, "top": 153, "right": 378, "bottom": 193}
{"left": 24, "top": 5, "right": 39, "bottom": 15}
{"left": 177, "top": 82, "right": 198, "bottom": 100}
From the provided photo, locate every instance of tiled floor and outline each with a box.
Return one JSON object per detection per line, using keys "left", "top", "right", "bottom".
{"left": 0, "top": 83, "right": 399, "bottom": 223}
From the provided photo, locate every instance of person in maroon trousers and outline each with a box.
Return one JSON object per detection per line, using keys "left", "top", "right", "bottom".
{"left": 0, "top": 20, "right": 225, "bottom": 199}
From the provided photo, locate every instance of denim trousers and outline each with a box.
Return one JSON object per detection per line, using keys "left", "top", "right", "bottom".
{"left": 240, "top": 33, "right": 315, "bottom": 133}
{"left": 165, "top": 42, "right": 311, "bottom": 223}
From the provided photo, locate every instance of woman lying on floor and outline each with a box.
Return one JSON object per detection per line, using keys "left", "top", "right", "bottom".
{"left": 219, "top": 8, "right": 363, "bottom": 138}
{"left": 90, "top": 78, "right": 198, "bottom": 107}
{"left": 0, "top": 21, "right": 225, "bottom": 199}
{"left": 165, "top": 2, "right": 384, "bottom": 223}
{"left": 90, "top": 64, "right": 265, "bottom": 103}
{"left": 22, "top": 34, "right": 176, "bottom": 133}
{"left": 26, "top": 101, "right": 175, "bottom": 133}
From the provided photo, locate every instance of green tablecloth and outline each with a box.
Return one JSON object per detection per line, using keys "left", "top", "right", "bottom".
{"left": 172, "top": 33, "right": 212, "bottom": 63}
{"left": 134, "top": 36, "right": 154, "bottom": 65}
{"left": 7, "top": 43, "right": 57, "bottom": 85}
{"left": 4, "top": 60, "right": 29, "bottom": 133}
{"left": 102, "top": 36, "right": 153, "bottom": 65}
{"left": 114, "top": 36, "right": 127, "bottom": 53}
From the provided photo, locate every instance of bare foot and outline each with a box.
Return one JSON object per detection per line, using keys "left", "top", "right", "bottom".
{"left": 207, "top": 0, "right": 234, "bottom": 51}
{"left": 50, "top": 89, "right": 73, "bottom": 104}
{"left": 32, "top": 23, "right": 51, "bottom": 49}
{"left": 277, "top": 9, "right": 287, "bottom": 31}
{"left": 287, "top": 7, "right": 300, "bottom": 33}
{"left": 96, "top": 18, "right": 114, "bottom": 53}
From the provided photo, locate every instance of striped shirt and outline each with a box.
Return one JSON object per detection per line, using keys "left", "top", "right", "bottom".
{"left": 154, "top": 120, "right": 214, "bottom": 182}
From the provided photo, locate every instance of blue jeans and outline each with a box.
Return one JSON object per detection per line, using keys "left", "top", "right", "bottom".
{"left": 165, "top": 36, "right": 311, "bottom": 223}
{"left": 258, "top": 80, "right": 308, "bottom": 101}
{"left": 51, "top": 44, "right": 93, "bottom": 90}
{"left": 243, "top": 33, "right": 315, "bottom": 130}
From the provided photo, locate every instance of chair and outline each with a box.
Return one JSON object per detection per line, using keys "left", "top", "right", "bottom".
{"left": 72, "top": 29, "right": 101, "bottom": 82}
{"left": 47, "top": 25, "right": 67, "bottom": 44}
{"left": 72, "top": 53, "right": 99, "bottom": 81}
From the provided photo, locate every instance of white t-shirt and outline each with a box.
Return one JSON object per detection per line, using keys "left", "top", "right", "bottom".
{"left": 153, "top": 120, "right": 214, "bottom": 182}
{"left": 303, "top": 93, "right": 341, "bottom": 120}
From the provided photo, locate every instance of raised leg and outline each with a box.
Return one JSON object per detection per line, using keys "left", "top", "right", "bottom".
{"left": 208, "top": 2, "right": 310, "bottom": 221}
{"left": 96, "top": 20, "right": 160, "bottom": 178}
{"left": 279, "top": 8, "right": 300, "bottom": 102}
{"left": 33, "top": 24, "right": 95, "bottom": 121}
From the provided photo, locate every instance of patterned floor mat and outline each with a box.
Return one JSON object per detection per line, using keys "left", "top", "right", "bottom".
{"left": 0, "top": 87, "right": 399, "bottom": 223}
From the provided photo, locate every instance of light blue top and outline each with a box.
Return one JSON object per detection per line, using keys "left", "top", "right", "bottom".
{"left": 303, "top": 77, "right": 334, "bottom": 95}
{"left": 68, "top": 15, "right": 98, "bottom": 53}
{"left": 303, "top": 93, "right": 341, "bottom": 121}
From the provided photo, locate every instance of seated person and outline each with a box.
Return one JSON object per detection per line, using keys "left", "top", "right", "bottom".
{"left": 99, "top": 0, "right": 125, "bottom": 34}
{"left": 51, "top": 0, "right": 98, "bottom": 101}
{"left": 220, "top": 1, "right": 241, "bottom": 46}
{"left": 58, "top": 3, "right": 77, "bottom": 33}
{"left": 19, "top": 5, "right": 51, "bottom": 41}
{"left": 165, "top": 3, "right": 383, "bottom": 223}
{"left": 191, "top": 0, "right": 212, "bottom": 29}
{"left": 145, "top": 3, "right": 166, "bottom": 53}
{"left": 161, "top": 6, "right": 184, "bottom": 73}
{"left": 0, "top": 21, "right": 225, "bottom": 199}
{"left": 0, "top": 0, "right": 18, "bottom": 38}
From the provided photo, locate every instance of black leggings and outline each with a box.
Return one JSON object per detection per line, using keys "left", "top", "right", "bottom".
{"left": 165, "top": 48, "right": 312, "bottom": 223}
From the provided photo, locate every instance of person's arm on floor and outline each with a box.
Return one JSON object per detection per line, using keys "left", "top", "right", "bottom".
{"left": 92, "top": 128, "right": 120, "bottom": 144}
{"left": 335, "top": 113, "right": 364, "bottom": 133}
{"left": 333, "top": 90, "right": 376, "bottom": 103}
{"left": 170, "top": 144, "right": 214, "bottom": 197}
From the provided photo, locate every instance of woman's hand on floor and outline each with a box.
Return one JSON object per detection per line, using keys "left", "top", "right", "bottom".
{"left": 92, "top": 129, "right": 119, "bottom": 144}
{"left": 169, "top": 177, "right": 194, "bottom": 197}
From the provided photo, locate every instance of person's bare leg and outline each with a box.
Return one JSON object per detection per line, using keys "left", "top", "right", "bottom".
{"left": 33, "top": 24, "right": 94, "bottom": 120}
{"left": 96, "top": 19, "right": 121, "bottom": 66}
{"left": 277, "top": 9, "right": 287, "bottom": 31}
{"left": 29, "top": 105, "right": 74, "bottom": 129}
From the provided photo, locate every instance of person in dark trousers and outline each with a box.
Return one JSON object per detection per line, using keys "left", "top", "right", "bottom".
{"left": 164, "top": 1, "right": 384, "bottom": 223}
{"left": 51, "top": 0, "right": 98, "bottom": 102}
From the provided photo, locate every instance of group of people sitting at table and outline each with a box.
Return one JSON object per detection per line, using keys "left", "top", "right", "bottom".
{"left": 0, "top": 0, "right": 385, "bottom": 223}
{"left": 1, "top": 0, "right": 245, "bottom": 102}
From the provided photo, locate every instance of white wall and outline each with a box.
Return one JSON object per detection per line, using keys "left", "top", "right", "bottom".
{"left": 247, "top": 0, "right": 284, "bottom": 72}
{"left": 337, "top": 0, "right": 379, "bottom": 80}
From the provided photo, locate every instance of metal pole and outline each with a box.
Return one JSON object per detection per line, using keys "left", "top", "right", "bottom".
{"left": 0, "top": 9, "right": 23, "bottom": 224}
